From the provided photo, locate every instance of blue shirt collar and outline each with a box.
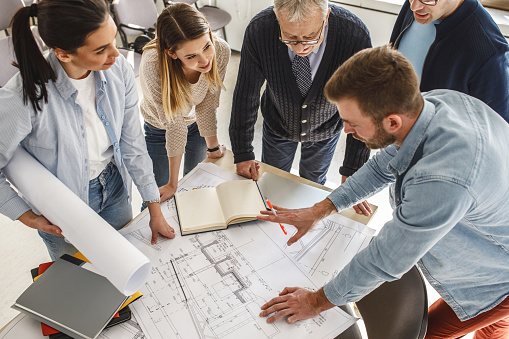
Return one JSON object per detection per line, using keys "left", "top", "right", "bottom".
{"left": 48, "top": 51, "right": 107, "bottom": 100}
{"left": 388, "top": 98, "right": 435, "bottom": 175}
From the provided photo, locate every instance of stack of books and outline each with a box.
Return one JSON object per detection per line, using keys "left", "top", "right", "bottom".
{"left": 12, "top": 254, "right": 142, "bottom": 339}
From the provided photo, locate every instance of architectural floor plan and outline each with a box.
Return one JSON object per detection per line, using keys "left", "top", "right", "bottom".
{"left": 118, "top": 164, "right": 375, "bottom": 339}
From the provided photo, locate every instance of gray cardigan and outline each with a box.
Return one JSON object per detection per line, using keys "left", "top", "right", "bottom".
{"left": 229, "top": 4, "right": 372, "bottom": 175}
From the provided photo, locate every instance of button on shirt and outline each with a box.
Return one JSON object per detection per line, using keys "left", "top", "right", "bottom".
{"left": 0, "top": 52, "right": 159, "bottom": 220}
{"left": 323, "top": 90, "right": 509, "bottom": 321}
{"left": 68, "top": 72, "right": 113, "bottom": 180}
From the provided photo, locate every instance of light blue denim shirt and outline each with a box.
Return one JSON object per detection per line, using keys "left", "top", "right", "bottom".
{"left": 324, "top": 90, "right": 509, "bottom": 321}
{"left": 0, "top": 52, "right": 159, "bottom": 221}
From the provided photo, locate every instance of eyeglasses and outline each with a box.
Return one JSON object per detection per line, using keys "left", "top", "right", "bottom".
{"left": 412, "top": 0, "right": 439, "bottom": 6}
{"left": 279, "top": 20, "right": 325, "bottom": 46}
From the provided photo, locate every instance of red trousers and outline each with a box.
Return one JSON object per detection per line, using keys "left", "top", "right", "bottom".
{"left": 425, "top": 296, "right": 509, "bottom": 339}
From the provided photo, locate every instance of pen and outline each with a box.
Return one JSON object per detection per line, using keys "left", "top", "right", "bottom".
{"left": 266, "top": 200, "right": 287, "bottom": 235}
{"left": 170, "top": 260, "right": 188, "bottom": 303}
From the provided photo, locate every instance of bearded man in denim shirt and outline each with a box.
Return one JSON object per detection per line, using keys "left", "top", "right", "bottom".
{"left": 257, "top": 46, "right": 509, "bottom": 338}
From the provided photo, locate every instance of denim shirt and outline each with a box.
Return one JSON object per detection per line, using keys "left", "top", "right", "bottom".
{"left": 324, "top": 90, "right": 509, "bottom": 321}
{"left": 0, "top": 52, "right": 159, "bottom": 221}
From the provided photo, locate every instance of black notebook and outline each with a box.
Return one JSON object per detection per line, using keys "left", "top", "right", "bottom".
{"left": 12, "top": 258, "right": 129, "bottom": 339}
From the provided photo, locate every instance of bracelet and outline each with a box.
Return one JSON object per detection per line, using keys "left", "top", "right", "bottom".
{"left": 144, "top": 197, "right": 161, "bottom": 204}
{"left": 206, "top": 145, "right": 220, "bottom": 153}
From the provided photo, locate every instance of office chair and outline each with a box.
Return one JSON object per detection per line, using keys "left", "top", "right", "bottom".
{"left": 0, "top": 36, "right": 18, "bottom": 87}
{"left": 164, "top": 0, "right": 231, "bottom": 40}
{"left": 111, "top": 0, "right": 158, "bottom": 76}
{"left": 337, "top": 266, "right": 428, "bottom": 339}
{"left": 0, "top": 0, "right": 25, "bottom": 87}
{"left": 0, "top": 0, "right": 24, "bottom": 36}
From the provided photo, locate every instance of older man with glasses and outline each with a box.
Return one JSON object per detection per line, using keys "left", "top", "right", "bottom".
{"left": 229, "top": 0, "right": 372, "bottom": 214}
{"left": 390, "top": 0, "right": 509, "bottom": 122}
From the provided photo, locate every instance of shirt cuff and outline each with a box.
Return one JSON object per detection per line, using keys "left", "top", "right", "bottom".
{"left": 0, "top": 195, "right": 32, "bottom": 221}
{"left": 323, "top": 280, "right": 347, "bottom": 306}
{"left": 326, "top": 188, "right": 351, "bottom": 212}
{"left": 137, "top": 181, "right": 160, "bottom": 203}
{"left": 233, "top": 151, "right": 255, "bottom": 164}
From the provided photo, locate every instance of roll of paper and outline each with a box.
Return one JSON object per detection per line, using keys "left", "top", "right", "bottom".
{"left": 3, "top": 146, "right": 151, "bottom": 296}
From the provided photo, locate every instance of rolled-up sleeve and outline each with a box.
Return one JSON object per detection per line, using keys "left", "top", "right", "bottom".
{"left": 324, "top": 176, "right": 474, "bottom": 306}
{"left": 0, "top": 78, "right": 33, "bottom": 220}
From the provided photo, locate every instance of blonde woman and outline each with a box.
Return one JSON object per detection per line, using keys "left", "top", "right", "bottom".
{"left": 140, "top": 3, "right": 230, "bottom": 202}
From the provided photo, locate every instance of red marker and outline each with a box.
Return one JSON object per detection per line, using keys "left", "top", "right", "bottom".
{"left": 266, "top": 200, "right": 287, "bottom": 235}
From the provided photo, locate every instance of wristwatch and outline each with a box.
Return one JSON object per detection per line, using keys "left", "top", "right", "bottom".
{"left": 144, "top": 197, "right": 161, "bottom": 204}
{"left": 206, "top": 145, "right": 220, "bottom": 153}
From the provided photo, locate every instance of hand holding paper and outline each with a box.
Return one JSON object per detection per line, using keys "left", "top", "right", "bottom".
{"left": 3, "top": 146, "right": 151, "bottom": 295}
{"left": 18, "top": 210, "right": 62, "bottom": 237}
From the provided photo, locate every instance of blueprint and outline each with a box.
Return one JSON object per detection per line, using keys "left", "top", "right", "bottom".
{"left": 118, "top": 163, "right": 375, "bottom": 339}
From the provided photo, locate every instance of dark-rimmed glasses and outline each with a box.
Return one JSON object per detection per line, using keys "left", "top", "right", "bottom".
{"left": 279, "top": 20, "right": 325, "bottom": 46}
{"left": 413, "top": 0, "right": 439, "bottom": 6}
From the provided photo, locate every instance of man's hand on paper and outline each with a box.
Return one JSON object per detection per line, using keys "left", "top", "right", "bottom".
{"left": 159, "top": 183, "right": 177, "bottom": 202}
{"left": 257, "top": 199, "right": 337, "bottom": 246}
{"left": 18, "top": 210, "right": 63, "bottom": 237}
{"left": 341, "top": 175, "right": 372, "bottom": 216}
{"left": 259, "top": 287, "right": 335, "bottom": 323}
{"left": 146, "top": 203, "right": 175, "bottom": 244}
{"left": 236, "top": 160, "right": 260, "bottom": 180}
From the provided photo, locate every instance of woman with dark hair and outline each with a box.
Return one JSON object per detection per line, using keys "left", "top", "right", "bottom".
{"left": 0, "top": 0, "right": 175, "bottom": 261}
{"left": 139, "top": 3, "right": 230, "bottom": 202}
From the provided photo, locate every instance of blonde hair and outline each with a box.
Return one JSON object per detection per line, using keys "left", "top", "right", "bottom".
{"left": 145, "top": 3, "right": 225, "bottom": 120}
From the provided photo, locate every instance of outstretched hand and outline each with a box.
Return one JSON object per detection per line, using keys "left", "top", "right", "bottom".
{"left": 159, "top": 183, "right": 177, "bottom": 202}
{"left": 149, "top": 213, "right": 175, "bottom": 244}
{"left": 259, "top": 287, "right": 335, "bottom": 324}
{"left": 257, "top": 199, "right": 337, "bottom": 246}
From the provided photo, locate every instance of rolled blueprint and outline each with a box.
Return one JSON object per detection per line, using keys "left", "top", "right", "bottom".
{"left": 3, "top": 146, "right": 151, "bottom": 296}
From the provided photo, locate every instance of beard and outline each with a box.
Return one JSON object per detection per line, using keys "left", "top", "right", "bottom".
{"left": 352, "top": 123, "right": 396, "bottom": 149}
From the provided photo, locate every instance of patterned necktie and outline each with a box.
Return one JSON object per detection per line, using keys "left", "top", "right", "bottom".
{"left": 292, "top": 55, "right": 312, "bottom": 96}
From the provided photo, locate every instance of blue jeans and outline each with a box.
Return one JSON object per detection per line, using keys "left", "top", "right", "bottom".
{"left": 144, "top": 121, "right": 207, "bottom": 187}
{"left": 261, "top": 121, "right": 340, "bottom": 185}
{"left": 38, "top": 162, "right": 132, "bottom": 261}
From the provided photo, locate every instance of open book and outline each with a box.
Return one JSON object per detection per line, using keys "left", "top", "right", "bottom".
{"left": 175, "top": 179, "right": 268, "bottom": 235}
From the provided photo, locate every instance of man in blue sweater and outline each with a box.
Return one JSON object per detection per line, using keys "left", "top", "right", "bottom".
{"left": 390, "top": 0, "right": 509, "bottom": 122}
{"left": 229, "top": 0, "right": 372, "bottom": 215}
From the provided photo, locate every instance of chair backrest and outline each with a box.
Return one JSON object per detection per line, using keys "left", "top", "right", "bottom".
{"left": 166, "top": 0, "right": 231, "bottom": 34}
{"left": 0, "top": 36, "right": 19, "bottom": 87}
{"left": 354, "top": 266, "right": 428, "bottom": 339}
{"left": 113, "top": 0, "right": 158, "bottom": 36}
{"left": 0, "top": 0, "right": 24, "bottom": 31}
{"left": 118, "top": 48, "right": 142, "bottom": 77}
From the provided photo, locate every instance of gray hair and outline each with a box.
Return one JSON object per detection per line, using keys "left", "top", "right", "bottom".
{"left": 274, "top": 0, "right": 328, "bottom": 22}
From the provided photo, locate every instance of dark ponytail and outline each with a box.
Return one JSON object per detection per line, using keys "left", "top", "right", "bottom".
{"left": 11, "top": 6, "right": 55, "bottom": 112}
{"left": 10, "top": 0, "right": 109, "bottom": 112}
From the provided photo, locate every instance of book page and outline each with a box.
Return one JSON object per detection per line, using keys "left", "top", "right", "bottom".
{"left": 175, "top": 188, "right": 226, "bottom": 234}
{"left": 216, "top": 180, "right": 267, "bottom": 225}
